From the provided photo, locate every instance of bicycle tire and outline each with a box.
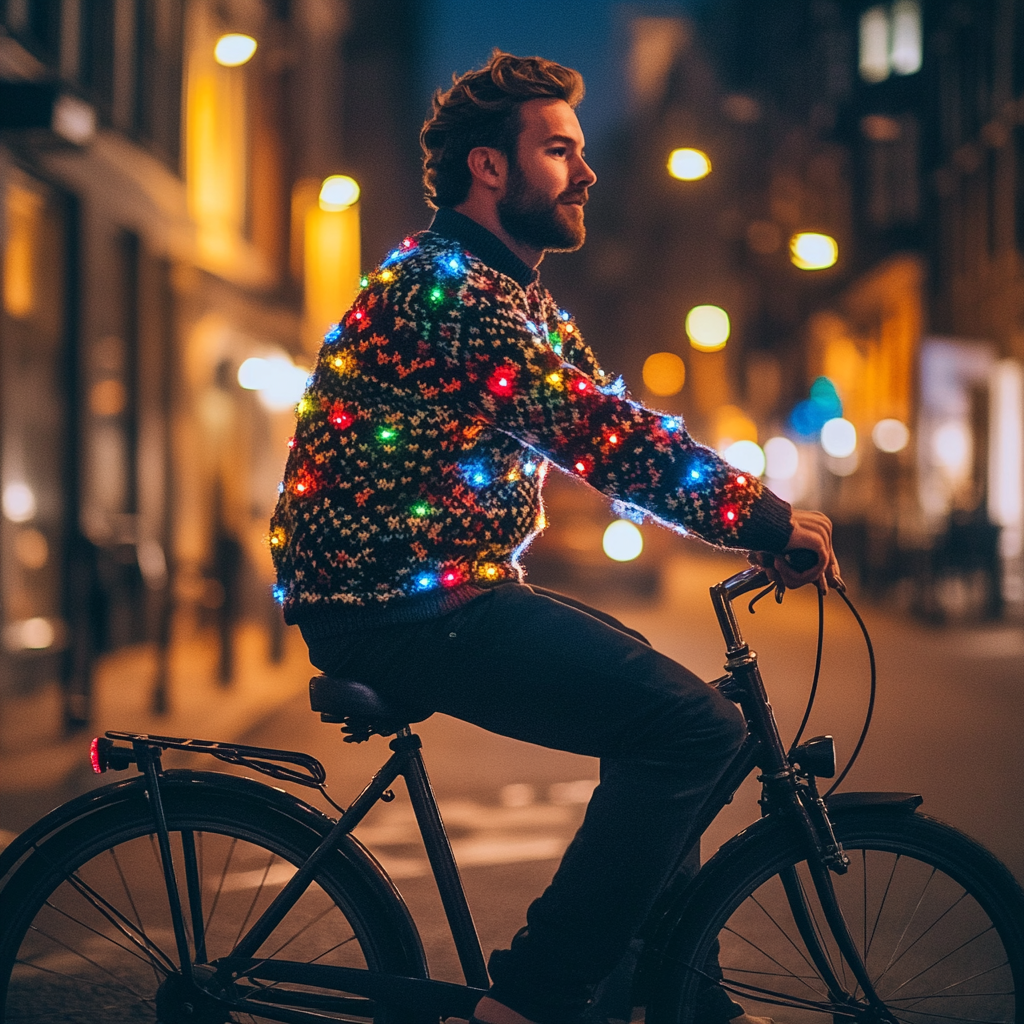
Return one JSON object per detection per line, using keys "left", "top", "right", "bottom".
{"left": 649, "top": 807, "right": 1024, "bottom": 1024}
{"left": 0, "top": 772, "right": 427, "bottom": 1023}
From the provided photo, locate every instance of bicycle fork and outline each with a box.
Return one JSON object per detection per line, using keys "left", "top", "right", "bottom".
{"left": 730, "top": 654, "right": 894, "bottom": 1019}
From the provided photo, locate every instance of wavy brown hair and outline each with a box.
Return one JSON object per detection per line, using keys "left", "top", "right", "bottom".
{"left": 420, "top": 50, "right": 585, "bottom": 210}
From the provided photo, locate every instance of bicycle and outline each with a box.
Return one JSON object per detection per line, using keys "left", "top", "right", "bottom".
{"left": 1, "top": 561, "right": 1022, "bottom": 1023}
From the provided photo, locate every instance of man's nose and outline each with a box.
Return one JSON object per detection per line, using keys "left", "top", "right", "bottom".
{"left": 574, "top": 157, "right": 597, "bottom": 188}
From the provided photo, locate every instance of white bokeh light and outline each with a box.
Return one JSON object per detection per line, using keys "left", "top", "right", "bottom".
{"left": 3, "top": 482, "right": 36, "bottom": 523}
{"left": 603, "top": 520, "right": 644, "bottom": 562}
{"left": 820, "top": 417, "right": 857, "bottom": 458}
{"left": 872, "top": 418, "right": 910, "bottom": 453}
{"left": 723, "top": 440, "right": 766, "bottom": 477}
{"left": 238, "top": 356, "right": 309, "bottom": 411}
{"left": 764, "top": 436, "right": 799, "bottom": 479}
{"left": 932, "top": 421, "right": 971, "bottom": 474}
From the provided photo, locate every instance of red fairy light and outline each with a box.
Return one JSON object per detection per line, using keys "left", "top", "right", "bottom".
{"left": 329, "top": 402, "right": 353, "bottom": 429}
{"left": 487, "top": 365, "right": 517, "bottom": 398}
{"left": 287, "top": 437, "right": 296, "bottom": 449}
{"left": 573, "top": 455, "right": 594, "bottom": 476}
{"left": 736, "top": 475, "right": 746, "bottom": 486}
{"left": 402, "top": 237, "right": 414, "bottom": 248}
{"left": 440, "top": 565, "right": 466, "bottom": 587}
{"left": 293, "top": 467, "right": 317, "bottom": 496}
{"left": 573, "top": 379, "right": 590, "bottom": 394}
{"left": 721, "top": 504, "right": 738, "bottom": 524}
{"left": 607, "top": 433, "right": 619, "bottom": 445}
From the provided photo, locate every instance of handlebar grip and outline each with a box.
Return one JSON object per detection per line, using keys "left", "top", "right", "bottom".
{"left": 784, "top": 548, "right": 819, "bottom": 573}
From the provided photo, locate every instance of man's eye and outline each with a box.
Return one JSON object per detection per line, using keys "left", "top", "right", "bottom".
{"left": 549, "top": 147, "right": 567, "bottom": 157}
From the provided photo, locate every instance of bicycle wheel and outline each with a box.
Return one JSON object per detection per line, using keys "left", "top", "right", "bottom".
{"left": 0, "top": 774, "right": 425, "bottom": 1023}
{"left": 653, "top": 808, "right": 1024, "bottom": 1024}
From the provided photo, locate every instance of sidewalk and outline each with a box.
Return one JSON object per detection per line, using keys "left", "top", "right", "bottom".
{"left": 0, "top": 621, "right": 313, "bottom": 808}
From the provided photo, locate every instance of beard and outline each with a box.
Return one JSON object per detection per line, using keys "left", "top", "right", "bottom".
{"left": 497, "top": 161, "right": 588, "bottom": 253}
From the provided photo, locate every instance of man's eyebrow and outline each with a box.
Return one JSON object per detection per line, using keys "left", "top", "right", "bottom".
{"left": 541, "top": 133, "right": 581, "bottom": 147}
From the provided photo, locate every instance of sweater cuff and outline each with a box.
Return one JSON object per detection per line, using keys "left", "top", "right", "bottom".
{"left": 738, "top": 488, "right": 793, "bottom": 553}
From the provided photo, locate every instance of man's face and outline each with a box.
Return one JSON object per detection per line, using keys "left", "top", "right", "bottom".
{"left": 497, "top": 98, "right": 597, "bottom": 253}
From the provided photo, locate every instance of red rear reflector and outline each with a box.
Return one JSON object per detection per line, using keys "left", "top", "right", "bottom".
{"left": 90, "top": 737, "right": 104, "bottom": 773}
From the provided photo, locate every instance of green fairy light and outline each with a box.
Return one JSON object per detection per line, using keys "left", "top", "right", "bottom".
{"left": 359, "top": 275, "right": 369, "bottom": 288}
{"left": 410, "top": 501, "right": 431, "bottom": 516}
{"left": 376, "top": 425, "right": 398, "bottom": 443}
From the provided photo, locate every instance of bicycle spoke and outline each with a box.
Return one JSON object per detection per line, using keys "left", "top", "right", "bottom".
{"left": 866, "top": 849, "right": 900, "bottom": 962}
{"left": 233, "top": 851, "right": 277, "bottom": 949}
{"left": 61, "top": 868, "right": 177, "bottom": 973}
{"left": 21, "top": 924, "right": 158, "bottom": 1002}
{"left": 722, "top": 922, "right": 823, "bottom": 997}
{"left": 886, "top": 924, "right": 999, "bottom": 999}
{"left": 744, "top": 886, "right": 827, "bottom": 994}
{"left": 205, "top": 835, "right": 238, "bottom": 933}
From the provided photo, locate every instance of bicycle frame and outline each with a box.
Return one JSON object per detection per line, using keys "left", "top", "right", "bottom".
{"left": 93, "top": 565, "right": 892, "bottom": 1022}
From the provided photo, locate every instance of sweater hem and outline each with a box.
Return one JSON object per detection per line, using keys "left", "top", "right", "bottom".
{"left": 287, "top": 584, "right": 488, "bottom": 635}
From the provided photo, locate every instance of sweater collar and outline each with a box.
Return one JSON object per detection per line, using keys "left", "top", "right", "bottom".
{"left": 429, "top": 208, "right": 539, "bottom": 290}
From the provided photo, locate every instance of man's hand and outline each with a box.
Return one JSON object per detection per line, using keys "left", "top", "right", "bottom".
{"left": 748, "top": 509, "right": 843, "bottom": 594}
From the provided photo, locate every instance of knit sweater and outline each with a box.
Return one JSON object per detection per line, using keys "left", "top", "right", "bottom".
{"left": 271, "top": 208, "right": 792, "bottom": 628}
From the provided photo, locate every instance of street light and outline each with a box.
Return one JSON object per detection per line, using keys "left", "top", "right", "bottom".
{"left": 214, "top": 33, "right": 257, "bottom": 67}
{"left": 667, "top": 148, "right": 711, "bottom": 181}
{"left": 319, "top": 175, "right": 361, "bottom": 211}
{"left": 685, "top": 305, "right": 730, "bottom": 351}
{"left": 790, "top": 232, "right": 838, "bottom": 270}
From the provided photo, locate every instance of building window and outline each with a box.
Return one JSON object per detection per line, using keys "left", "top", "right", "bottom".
{"left": 2, "top": 0, "right": 60, "bottom": 66}
{"left": 133, "top": 0, "right": 185, "bottom": 173}
{"left": 80, "top": 0, "right": 116, "bottom": 118}
{"left": 859, "top": 1, "right": 922, "bottom": 84}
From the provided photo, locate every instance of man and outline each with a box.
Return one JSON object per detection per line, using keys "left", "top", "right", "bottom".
{"left": 271, "top": 51, "right": 840, "bottom": 1024}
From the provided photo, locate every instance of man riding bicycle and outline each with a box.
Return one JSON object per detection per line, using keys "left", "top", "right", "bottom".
{"left": 270, "top": 50, "right": 841, "bottom": 1024}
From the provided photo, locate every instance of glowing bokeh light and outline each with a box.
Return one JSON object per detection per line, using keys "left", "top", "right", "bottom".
{"left": 685, "top": 305, "right": 730, "bottom": 351}
{"left": 723, "top": 440, "right": 766, "bottom": 477}
{"left": 3, "top": 482, "right": 36, "bottom": 522}
{"left": 820, "top": 417, "right": 857, "bottom": 458}
{"left": 667, "top": 148, "right": 711, "bottom": 181}
{"left": 933, "top": 421, "right": 970, "bottom": 474}
{"left": 642, "top": 352, "right": 686, "bottom": 396}
{"left": 603, "top": 520, "right": 644, "bottom": 562}
{"left": 790, "top": 232, "right": 838, "bottom": 270}
{"left": 214, "top": 33, "right": 257, "bottom": 67}
{"left": 764, "top": 436, "right": 799, "bottom": 480}
{"left": 319, "top": 175, "right": 361, "bottom": 211}
{"left": 872, "top": 418, "right": 910, "bottom": 453}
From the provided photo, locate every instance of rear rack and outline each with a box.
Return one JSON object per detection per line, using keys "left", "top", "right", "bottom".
{"left": 93, "top": 731, "right": 328, "bottom": 789}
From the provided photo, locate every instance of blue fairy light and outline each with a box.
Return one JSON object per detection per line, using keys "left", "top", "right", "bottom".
{"left": 414, "top": 571, "right": 438, "bottom": 591}
{"left": 462, "top": 461, "right": 492, "bottom": 487}
{"left": 324, "top": 323, "right": 343, "bottom": 344}
{"left": 662, "top": 416, "right": 682, "bottom": 432}
{"left": 437, "top": 253, "right": 464, "bottom": 277}
{"left": 277, "top": 482, "right": 285, "bottom": 494}
{"left": 559, "top": 309, "right": 571, "bottom": 321}
{"left": 525, "top": 321, "right": 539, "bottom": 335}
{"left": 271, "top": 584, "right": 286, "bottom": 604}
{"left": 522, "top": 460, "right": 538, "bottom": 477}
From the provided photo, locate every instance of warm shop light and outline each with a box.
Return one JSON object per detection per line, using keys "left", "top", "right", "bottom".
{"left": 820, "top": 417, "right": 857, "bottom": 458}
{"left": 790, "top": 232, "right": 838, "bottom": 270}
{"left": 642, "top": 352, "right": 686, "bottom": 396}
{"left": 723, "top": 440, "right": 766, "bottom": 477}
{"left": 764, "top": 436, "right": 799, "bottom": 479}
{"left": 685, "top": 305, "right": 730, "bottom": 351}
{"left": 667, "top": 148, "right": 711, "bottom": 181}
{"left": 214, "top": 33, "right": 257, "bottom": 67}
{"left": 319, "top": 175, "right": 361, "bottom": 211}
{"left": 872, "top": 418, "right": 910, "bottom": 453}
{"left": 603, "top": 520, "right": 643, "bottom": 562}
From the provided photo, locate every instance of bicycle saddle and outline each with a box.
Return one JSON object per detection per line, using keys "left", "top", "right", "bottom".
{"left": 309, "top": 675, "right": 430, "bottom": 742}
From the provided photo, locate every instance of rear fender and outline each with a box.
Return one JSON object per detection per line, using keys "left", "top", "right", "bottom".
{"left": 0, "top": 769, "right": 427, "bottom": 977}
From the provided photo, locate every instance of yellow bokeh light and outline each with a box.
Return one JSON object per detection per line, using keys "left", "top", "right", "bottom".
{"left": 667, "top": 148, "right": 711, "bottom": 181}
{"left": 685, "top": 305, "right": 730, "bottom": 351}
{"left": 214, "top": 33, "right": 257, "bottom": 67}
{"left": 642, "top": 352, "right": 686, "bottom": 396}
{"left": 790, "top": 232, "right": 838, "bottom": 270}
{"left": 319, "top": 175, "right": 361, "bottom": 211}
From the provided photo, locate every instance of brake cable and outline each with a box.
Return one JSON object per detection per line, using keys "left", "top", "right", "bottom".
{"left": 746, "top": 579, "right": 877, "bottom": 797}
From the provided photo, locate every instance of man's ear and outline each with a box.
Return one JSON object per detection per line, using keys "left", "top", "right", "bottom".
{"left": 466, "top": 146, "right": 508, "bottom": 193}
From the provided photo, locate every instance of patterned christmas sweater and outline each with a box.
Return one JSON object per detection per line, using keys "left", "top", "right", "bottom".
{"left": 271, "top": 209, "right": 792, "bottom": 628}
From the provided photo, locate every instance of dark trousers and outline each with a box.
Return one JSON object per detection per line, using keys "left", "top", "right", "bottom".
{"left": 302, "top": 583, "right": 746, "bottom": 1022}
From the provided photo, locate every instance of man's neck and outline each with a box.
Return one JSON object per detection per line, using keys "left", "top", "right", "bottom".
{"left": 453, "top": 196, "right": 544, "bottom": 270}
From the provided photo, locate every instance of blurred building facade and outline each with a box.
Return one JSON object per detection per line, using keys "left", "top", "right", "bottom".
{"left": 552, "top": 0, "right": 1024, "bottom": 621}
{"left": 0, "top": 0, "right": 423, "bottom": 733}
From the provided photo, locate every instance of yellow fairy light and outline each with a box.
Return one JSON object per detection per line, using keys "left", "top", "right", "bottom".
{"left": 268, "top": 527, "right": 286, "bottom": 548}
{"left": 478, "top": 563, "right": 500, "bottom": 579}
{"left": 330, "top": 352, "right": 354, "bottom": 374}
{"left": 379, "top": 269, "right": 393, "bottom": 282}
{"left": 296, "top": 396, "right": 313, "bottom": 415}
{"left": 507, "top": 467, "right": 520, "bottom": 481}
{"left": 547, "top": 372, "right": 563, "bottom": 386}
